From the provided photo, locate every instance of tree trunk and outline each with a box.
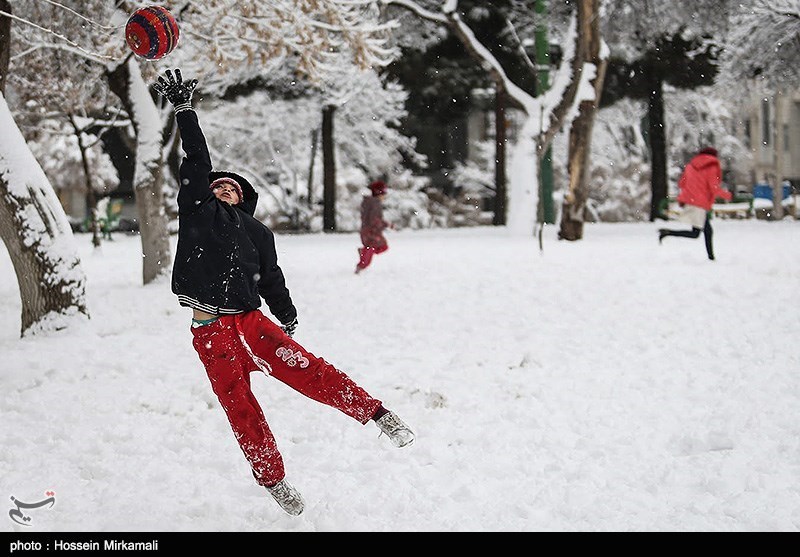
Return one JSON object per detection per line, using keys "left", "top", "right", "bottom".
{"left": 0, "top": 0, "right": 8, "bottom": 92}
{"left": 648, "top": 75, "right": 668, "bottom": 221}
{"left": 106, "top": 57, "right": 171, "bottom": 284}
{"left": 70, "top": 114, "right": 101, "bottom": 247}
{"left": 322, "top": 104, "right": 336, "bottom": 232}
{"left": 308, "top": 127, "right": 319, "bottom": 209}
{"left": 0, "top": 3, "right": 88, "bottom": 337}
{"left": 493, "top": 85, "right": 507, "bottom": 226}
{"left": 558, "top": 0, "right": 607, "bottom": 241}
{"left": 0, "top": 98, "right": 89, "bottom": 336}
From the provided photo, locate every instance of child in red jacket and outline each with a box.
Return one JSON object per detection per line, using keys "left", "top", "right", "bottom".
{"left": 355, "top": 180, "right": 393, "bottom": 273}
{"left": 658, "top": 147, "right": 732, "bottom": 260}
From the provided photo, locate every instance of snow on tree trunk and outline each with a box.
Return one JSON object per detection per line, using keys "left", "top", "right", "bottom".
{"left": 107, "top": 58, "right": 171, "bottom": 285}
{"left": 559, "top": 95, "right": 600, "bottom": 240}
{"left": 559, "top": 0, "right": 608, "bottom": 241}
{"left": 506, "top": 117, "right": 540, "bottom": 236}
{"left": 0, "top": 93, "right": 89, "bottom": 337}
{"left": 437, "top": 9, "right": 590, "bottom": 237}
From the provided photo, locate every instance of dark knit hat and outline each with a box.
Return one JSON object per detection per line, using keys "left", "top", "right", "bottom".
{"left": 368, "top": 180, "right": 387, "bottom": 196}
{"left": 210, "top": 176, "right": 244, "bottom": 203}
{"left": 698, "top": 147, "right": 718, "bottom": 157}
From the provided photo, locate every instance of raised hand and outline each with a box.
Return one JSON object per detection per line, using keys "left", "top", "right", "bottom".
{"left": 153, "top": 68, "right": 197, "bottom": 113}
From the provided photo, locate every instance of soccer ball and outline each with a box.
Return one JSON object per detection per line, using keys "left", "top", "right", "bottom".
{"left": 125, "top": 6, "right": 180, "bottom": 61}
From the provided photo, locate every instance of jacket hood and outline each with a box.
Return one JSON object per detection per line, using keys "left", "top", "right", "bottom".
{"left": 368, "top": 180, "right": 387, "bottom": 196}
{"left": 208, "top": 171, "right": 257, "bottom": 215}
{"left": 689, "top": 153, "right": 719, "bottom": 172}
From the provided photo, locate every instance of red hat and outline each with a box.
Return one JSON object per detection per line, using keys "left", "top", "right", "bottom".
{"left": 210, "top": 177, "right": 244, "bottom": 203}
{"left": 368, "top": 180, "right": 387, "bottom": 196}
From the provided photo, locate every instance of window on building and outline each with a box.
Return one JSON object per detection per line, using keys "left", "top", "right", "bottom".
{"left": 744, "top": 120, "right": 751, "bottom": 149}
{"left": 761, "top": 98, "right": 771, "bottom": 146}
{"left": 783, "top": 124, "right": 790, "bottom": 152}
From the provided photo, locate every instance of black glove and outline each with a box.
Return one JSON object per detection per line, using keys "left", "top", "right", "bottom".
{"left": 281, "top": 317, "right": 298, "bottom": 338}
{"left": 153, "top": 69, "right": 197, "bottom": 114}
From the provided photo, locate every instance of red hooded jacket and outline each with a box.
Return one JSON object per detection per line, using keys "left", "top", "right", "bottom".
{"left": 677, "top": 152, "right": 732, "bottom": 210}
{"left": 360, "top": 196, "right": 389, "bottom": 250}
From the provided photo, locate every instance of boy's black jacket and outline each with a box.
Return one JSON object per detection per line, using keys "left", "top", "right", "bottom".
{"left": 171, "top": 110, "right": 296, "bottom": 325}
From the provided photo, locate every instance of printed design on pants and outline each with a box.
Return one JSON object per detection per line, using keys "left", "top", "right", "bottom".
{"left": 275, "top": 346, "right": 310, "bottom": 368}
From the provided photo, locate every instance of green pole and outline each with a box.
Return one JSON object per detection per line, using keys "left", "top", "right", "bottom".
{"left": 535, "top": 0, "right": 555, "bottom": 224}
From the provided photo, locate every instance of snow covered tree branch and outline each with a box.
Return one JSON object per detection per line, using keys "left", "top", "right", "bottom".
{"left": 178, "top": 0, "right": 400, "bottom": 84}
{"left": 720, "top": 0, "right": 800, "bottom": 88}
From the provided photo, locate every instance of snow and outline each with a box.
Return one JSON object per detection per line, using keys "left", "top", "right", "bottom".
{"left": 1, "top": 220, "right": 799, "bottom": 532}
{"left": 506, "top": 118, "right": 539, "bottom": 235}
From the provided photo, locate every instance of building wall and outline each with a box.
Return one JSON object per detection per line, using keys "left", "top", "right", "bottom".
{"left": 748, "top": 87, "right": 800, "bottom": 187}
{"left": 788, "top": 91, "right": 800, "bottom": 179}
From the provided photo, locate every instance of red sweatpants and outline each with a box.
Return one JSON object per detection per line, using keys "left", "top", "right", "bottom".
{"left": 191, "top": 310, "right": 382, "bottom": 486}
{"left": 356, "top": 244, "right": 389, "bottom": 271}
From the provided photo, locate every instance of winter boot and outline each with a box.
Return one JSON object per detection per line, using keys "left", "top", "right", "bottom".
{"left": 266, "top": 479, "right": 304, "bottom": 516}
{"left": 355, "top": 248, "right": 365, "bottom": 274}
{"left": 375, "top": 411, "right": 415, "bottom": 448}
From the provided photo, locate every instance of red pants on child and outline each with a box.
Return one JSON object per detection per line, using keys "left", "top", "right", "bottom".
{"left": 191, "top": 310, "right": 382, "bottom": 487}
{"left": 356, "top": 244, "right": 388, "bottom": 272}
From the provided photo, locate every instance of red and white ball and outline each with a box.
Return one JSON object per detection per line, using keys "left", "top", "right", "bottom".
{"left": 125, "top": 5, "right": 180, "bottom": 61}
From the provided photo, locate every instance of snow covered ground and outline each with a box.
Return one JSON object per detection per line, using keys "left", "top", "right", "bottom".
{"left": 1, "top": 220, "right": 798, "bottom": 532}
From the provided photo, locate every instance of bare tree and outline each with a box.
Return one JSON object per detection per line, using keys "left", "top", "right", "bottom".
{"left": 383, "top": 0, "right": 605, "bottom": 239}
{"left": 558, "top": 0, "right": 607, "bottom": 241}
{"left": 0, "top": 0, "right": 88, "bottom": 337}
{"left": 68, "top": 113, "right": 103, "bottom": 247}
{"left": 4, "top": 0, "right": 171, "bottom": 284}
{"left": 106, "top": 56, "right": 172, "bottom": 283}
